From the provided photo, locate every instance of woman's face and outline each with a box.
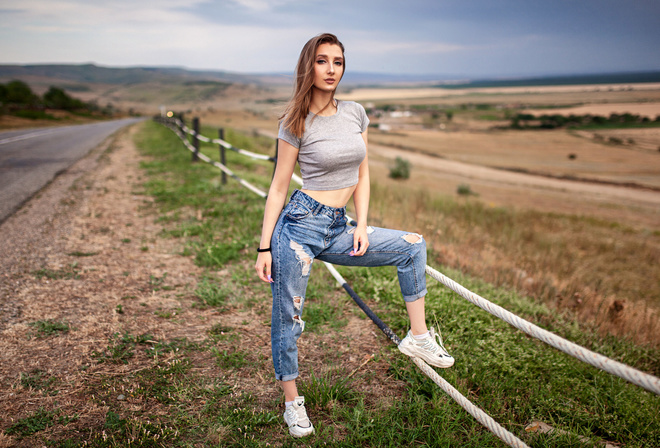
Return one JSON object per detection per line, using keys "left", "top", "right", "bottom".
{"left": 312, "top": 43, "right": 344, "bottom": 93}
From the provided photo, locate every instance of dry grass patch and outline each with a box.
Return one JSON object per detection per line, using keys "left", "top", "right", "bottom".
{"left": 364, "top": 181, "right": 660, "bottom": 347}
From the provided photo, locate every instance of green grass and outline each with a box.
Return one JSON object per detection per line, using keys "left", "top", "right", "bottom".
{"left": 20, "top": 120, "right": 657, "bottom": 448}
{"left": 20, "top": 369, "right": 58, "bottom": 394}
{"left": 90, "top": 332, "right": 180, "bottom": 364}
{"left": 195, "top": 276, "right": 232, "bottom": 308}
{"left": 27, "top": 320, "right": 70, "bottom": 338}
{"left": 299, "top": 370, "right": 357, "bottom": 409}
{"left": 6, "top": 408, "right": 58, "bottom": 437}
{"left": 212, "top": 347, "right": 249, "bottom": 369}
{"left": 32, "top": 264, "right": 80, "bottom": 280}
{"left": 67, "top": 251, "right": 99, "bottom": 257}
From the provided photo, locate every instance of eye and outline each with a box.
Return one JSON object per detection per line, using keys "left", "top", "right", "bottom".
{"left": 316, "top": 59, "right": 326, "bottom": 64}
{"left": 334, "top": 61, "right": 343, "bottom": 66}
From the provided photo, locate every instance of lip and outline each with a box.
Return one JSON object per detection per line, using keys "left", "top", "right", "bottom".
{"left": 324, "top": 78, "right": 335, "bottom": 84}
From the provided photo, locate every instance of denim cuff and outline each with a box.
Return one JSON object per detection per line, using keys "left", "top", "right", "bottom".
{"left": 403, "top": 288, "right": 427, "bottom": 303}
{"left": 276, "top": 371, "right": 299, "bottom": 382}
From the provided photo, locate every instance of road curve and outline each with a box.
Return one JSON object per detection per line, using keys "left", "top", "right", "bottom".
{"left": 0, "top": 118, "right": 144, "bottom": 223}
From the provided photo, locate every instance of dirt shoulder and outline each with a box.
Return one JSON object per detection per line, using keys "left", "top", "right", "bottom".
{"left": 0, "top": 124, "right": 215, "bottom": 438}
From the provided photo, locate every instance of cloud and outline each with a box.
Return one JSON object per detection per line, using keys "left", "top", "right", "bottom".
{"left": 3, "top": 0, "right": 208, "bottom": 30}
{"left": 1, "top": 0, "right": 658, "bottom": 76}
{"left": 227, "top": 0, "right": 305, "bottom": 12}
{"left": 351, "top": 39, "right": 470, "bottom": 56}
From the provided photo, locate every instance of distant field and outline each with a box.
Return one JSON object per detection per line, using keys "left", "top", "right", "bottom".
{"left": 368, "top": 128, "right": 660, "bottom": 189}
{"left": 525, "top": 102, "right": 660, "bottom": 119}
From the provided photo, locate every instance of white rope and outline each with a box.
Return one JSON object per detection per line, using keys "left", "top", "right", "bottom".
{"left": 211, "top": 138, "right": 273, "bottom": 161}
{"left": 163, "top": 121, "right": 268, "bottom": 199}
{"left": 323, "top": 261, "right": 529, "bottom": 448}
{"left": 426, "top": 265, "right": 660, "bottom": 395}
{"left": 196, "top": 151, "right": 268, "bottom": 199}
{"left": 411, "top": 357, "right": 530, "bottom": 448}
{"left": 174, "top": 119, "right": 272, "bottom": 161}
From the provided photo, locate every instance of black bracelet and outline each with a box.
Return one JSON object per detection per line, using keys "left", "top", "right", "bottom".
{"left": 256, "top": 247, "right": 271, "bottom": 253}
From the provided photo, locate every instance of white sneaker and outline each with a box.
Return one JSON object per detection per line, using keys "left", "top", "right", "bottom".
{"left": 398, "top": 327, "right": 455, "bottom": 368}
{"left": 283, "top": 396, "right": 315, "bottom": 438}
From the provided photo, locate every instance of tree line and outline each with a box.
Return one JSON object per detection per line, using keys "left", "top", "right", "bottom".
{"left": 0, "top": 79, "right": 114, "bottom": 119}
{"left": 509, "top": 112, "right": 660, "bottom": 129}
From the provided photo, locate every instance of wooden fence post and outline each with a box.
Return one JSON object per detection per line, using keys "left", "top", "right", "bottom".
{"left": 218, "top": 128, "right": 227, "bottom": 185}
{"left": 192, "top": 117, "right": 200, "bottom": 162}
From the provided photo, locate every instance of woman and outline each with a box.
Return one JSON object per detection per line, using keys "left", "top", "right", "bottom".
{"left": 255, "top": 33, "right": 454, "bottom": 438}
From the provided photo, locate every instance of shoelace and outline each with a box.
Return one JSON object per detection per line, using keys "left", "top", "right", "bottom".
{"left": 287, "top": 404, "right": 311, "bottom": 428}
{"left": 421, "top": 329, "right": 450, "bottom": 357}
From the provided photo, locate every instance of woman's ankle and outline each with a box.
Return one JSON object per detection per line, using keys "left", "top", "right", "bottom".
{"left": 281, "top": 379, "right": 298, "bottom": 402}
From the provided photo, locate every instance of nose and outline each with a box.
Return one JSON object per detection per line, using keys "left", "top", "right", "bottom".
{"left": 327, "top": 64, "right": 334, "bottom": 74}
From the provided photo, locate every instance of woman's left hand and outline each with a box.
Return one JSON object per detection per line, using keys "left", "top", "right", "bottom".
{"left": 350, "top": 225, "right": 370, "bottom": 256}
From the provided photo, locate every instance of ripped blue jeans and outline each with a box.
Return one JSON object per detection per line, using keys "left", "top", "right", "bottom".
{"left": 270, "top": 190, "right": 427, "bottom": 381}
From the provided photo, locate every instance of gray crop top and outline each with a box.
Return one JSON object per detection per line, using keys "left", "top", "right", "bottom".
{"left": 278, "top": 100, "right": 369, "bottom": 190}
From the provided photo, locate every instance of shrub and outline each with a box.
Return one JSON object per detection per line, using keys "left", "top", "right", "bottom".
{"left": 43, "top": 86, "right": 86, "bottom": 111}
{"left": 4, "top": 80, "right": 40, "bottom": 106}
{"left": 457, "top": 183, "right": 477, "bottom": 196}
{"left": 13, "top": 110, "right": 56, "bottom": 120}
{"left": 389, "top": 157, "right": 411, "bottom": 179}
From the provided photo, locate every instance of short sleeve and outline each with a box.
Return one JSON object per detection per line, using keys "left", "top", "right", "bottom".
{"left": 358, "top": 103, "right": 370, "bottom": 133}
{"left": 277, "top": 121, "right": 301, "bottom": 148}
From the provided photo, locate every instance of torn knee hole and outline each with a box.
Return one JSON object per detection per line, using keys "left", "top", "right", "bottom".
{"left": 402, "top": 233, "right": 424, "bottom": 244}
{"left": 292, "top": 315, "right": 305, "bottom": 332}
{"left": 293, "top": 296, "right": 303, "bottom": 310}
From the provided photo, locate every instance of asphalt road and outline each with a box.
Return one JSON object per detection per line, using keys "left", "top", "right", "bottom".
{"left": 0, "top": 118, "right": 144, "bottom": 223}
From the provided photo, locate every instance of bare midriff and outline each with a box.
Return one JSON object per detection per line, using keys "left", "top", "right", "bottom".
{"left": 300, "top": 184, "right": 357, "bottom": 209}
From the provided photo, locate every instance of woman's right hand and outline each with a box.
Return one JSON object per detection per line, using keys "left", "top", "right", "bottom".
{"left": 255, "top": 252, "right": 274, "bottom": 283}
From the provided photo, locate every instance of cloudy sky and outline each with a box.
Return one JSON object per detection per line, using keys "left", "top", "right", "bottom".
{"left": 1, "top": 0, "right": 659, "bottom": 79}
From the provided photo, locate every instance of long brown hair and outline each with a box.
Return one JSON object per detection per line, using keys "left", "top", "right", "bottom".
{"left": 280, "top": 33, "right": 345, "bottom": 138}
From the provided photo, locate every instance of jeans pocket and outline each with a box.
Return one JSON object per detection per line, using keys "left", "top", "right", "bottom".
{"left": 285, "top": 202, "right": 312, "bottom": 221}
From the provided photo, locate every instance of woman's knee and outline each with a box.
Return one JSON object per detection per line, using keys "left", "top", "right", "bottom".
{"left": 402, "top": 233, "right": 427, "bottom": 260}
{"left": 401, "top": 232, "right": 424, "bottom": 246}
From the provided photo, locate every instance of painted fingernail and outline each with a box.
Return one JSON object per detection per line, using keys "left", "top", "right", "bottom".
{"left": 267, "top": 275, "right": 272, "bottom": 282}
{"left": 349, "top": 251, "right": 355, "bottom": 256}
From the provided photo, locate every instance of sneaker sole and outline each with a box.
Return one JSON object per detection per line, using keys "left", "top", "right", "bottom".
{"left": 289, "top": 426, "right": 314, "bottom": 438}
